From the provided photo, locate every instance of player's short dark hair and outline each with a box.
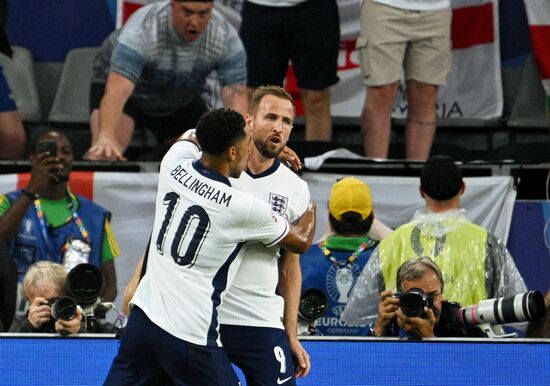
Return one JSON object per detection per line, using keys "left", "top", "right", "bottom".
{"left": 420, "top": 155, "right": 463, "bottom": 201}
{"left": 195, "top": 109, "right": 246, "bottom": 156}
{"left": 329, "top": 211, "right": 374, "bottom": 236}
{"left": 29, "top": 129, "right": 71, "bottom": 155}
{"left": 249, "top": 85, "right": 294, "bottom": 115}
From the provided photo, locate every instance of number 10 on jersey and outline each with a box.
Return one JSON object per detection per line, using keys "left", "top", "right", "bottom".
{"left": 156, "top": 191, "right": 211, "bottom": 267}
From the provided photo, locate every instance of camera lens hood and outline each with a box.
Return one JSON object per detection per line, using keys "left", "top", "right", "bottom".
{"left": 66, "top": 263, "right": 105, "bottom": 306}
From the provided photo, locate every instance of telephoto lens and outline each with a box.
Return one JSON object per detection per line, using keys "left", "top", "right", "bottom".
{"left": 458, "top": 290, "right": 546, "bottom": 325}
{"left": 50, "top": 296, "right": 78, "bottom": 321}
{"left": 66, "top": 263, "right": 105, "bottom": 306}
{"left": 298, "top": 288, "right": 328, "bottom": 325}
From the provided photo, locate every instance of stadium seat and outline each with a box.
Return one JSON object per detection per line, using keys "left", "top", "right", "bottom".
{"left": 48, "top": 47, "right": 99, "bottom": 124}
{"left": 0, "top": 46, "right": 42, "bottom": 122}
{"left": 507, "top": 55, "right": 550, "bottom": 129}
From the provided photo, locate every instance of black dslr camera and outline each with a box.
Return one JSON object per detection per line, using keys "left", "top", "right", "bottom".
{"left": 394, "top": 288, "right": 435, "bottom": 318}
{"left": 40, "top": 264, "right": 117, "bottom": 332}
{"left": 47, "top": 296, "right": 78, "bottom": 321}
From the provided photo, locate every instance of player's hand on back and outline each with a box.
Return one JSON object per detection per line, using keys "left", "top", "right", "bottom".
{"left": 279, "top": 146, "right": 302, "bottom": 171}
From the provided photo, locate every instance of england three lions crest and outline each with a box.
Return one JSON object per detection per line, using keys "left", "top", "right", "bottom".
{"left": 269, "top": 193, "right": 288, "bottom": 216}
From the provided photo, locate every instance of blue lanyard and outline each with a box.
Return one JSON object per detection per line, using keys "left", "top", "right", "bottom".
{"left": 31, "top": 191, "right": 89, "bottom": 261}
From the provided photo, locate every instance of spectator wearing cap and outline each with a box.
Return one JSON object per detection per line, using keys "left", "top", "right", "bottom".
{"left": 300, "top": 177, "right": 391, "bottom": 336}
{"left": 341, "top": 155, "right": 527, "bottom": 327}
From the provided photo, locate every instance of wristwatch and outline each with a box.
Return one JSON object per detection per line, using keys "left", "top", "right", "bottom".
{"left": 21, "top": 188, "right": 39, "bottom": 200}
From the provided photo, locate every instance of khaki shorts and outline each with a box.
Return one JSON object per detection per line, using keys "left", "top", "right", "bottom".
{"left": 357, "top": 0, "right": 452, "bottom": 86}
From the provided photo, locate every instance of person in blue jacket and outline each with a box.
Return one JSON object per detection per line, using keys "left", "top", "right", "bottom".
{"left": 0, "top": 130, "right": 120, "bottom": 313}
{"left": 300, "top": 177, "right": 391, "bottom": 335}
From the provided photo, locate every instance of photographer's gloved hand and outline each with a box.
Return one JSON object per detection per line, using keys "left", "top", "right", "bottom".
{"left": 396, "top": 307, "right": 436, "bottom": 338}
{"left": 55, "top": 307, "right": 83, "bottom": 336}
{"left": 373, "top": 290, "right": 400, "bottom": 336}
{"left": 27, "top": 297, "right": 53, "bottom": 329}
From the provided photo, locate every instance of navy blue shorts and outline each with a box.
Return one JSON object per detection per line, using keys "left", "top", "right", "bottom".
{"left": 220, "top": 324, "right": 296, "bottom": 386}
{"left": 0, "top": 65, "right": 17, "bottom": 113}
{"left": 240, "top": 0, "right": 340, "bottom": 90}
{"left": 104, "top": 307, "right": 240, "bottom": 386}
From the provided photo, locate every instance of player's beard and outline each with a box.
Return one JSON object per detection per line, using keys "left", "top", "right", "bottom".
{"left": 254, "top": 136, "right": 286, "bottom": 160}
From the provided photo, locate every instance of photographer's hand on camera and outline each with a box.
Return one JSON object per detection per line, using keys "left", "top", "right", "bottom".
{"left": 27, "top": 297, "right": 54, "bottom": 329}
{"left": 373, "top": 290, "right": 400, "bottom": 336}
{"left": 28, "top": 150, "right": 63, "bottom": 192}
{"left": 396, "top": 306, "right": 436, "bottom": 338}
{"left": 55, "top": 307, "right": 82, "bottom": 336}
{"left": 27, "top": 297, "right": 83, "bottom": 335}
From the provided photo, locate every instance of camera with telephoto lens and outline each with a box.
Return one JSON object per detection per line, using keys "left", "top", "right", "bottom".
{"left": 297, "top": 288, "right": 328, "bottom": 335}
{"left": 394, "top": 288, "right": 435, "bottom": 318}
{"left": 456, "top": 290, "right": 546, "bottom": 326}
{"left": 47, "top": 296, "right": 78, "bottom": 321}
{"left": 65, "top": 263, "right": 114, "bottom": 332}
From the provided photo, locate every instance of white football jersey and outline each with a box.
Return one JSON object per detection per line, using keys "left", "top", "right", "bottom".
{"left": 218, "top": 159, "right": 310, "bottom": 328}
{"left": 131, "top": 141, "right": 290, "bottom": 346}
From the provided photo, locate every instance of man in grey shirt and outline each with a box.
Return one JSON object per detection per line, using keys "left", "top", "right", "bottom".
{"left": 86, "top": 0, "right": 248, "bottom": 161}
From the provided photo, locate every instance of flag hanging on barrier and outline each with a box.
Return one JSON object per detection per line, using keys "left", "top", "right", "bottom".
{"left": 0, "top": 171, "right": 516, "bottom": 309}
{"left": 524, "top": 0, "right": 550, "bottom": 113}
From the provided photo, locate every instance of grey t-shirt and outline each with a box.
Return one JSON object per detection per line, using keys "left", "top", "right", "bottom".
{"left": 93, "top": 1, "right": 246, "bottom": 116}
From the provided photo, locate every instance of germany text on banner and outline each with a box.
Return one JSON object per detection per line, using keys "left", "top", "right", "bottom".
{"left": 524, "top": 0, "right": 550, "bottom": 113}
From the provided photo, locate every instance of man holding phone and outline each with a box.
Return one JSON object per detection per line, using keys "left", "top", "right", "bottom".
{"left": 0, "top": 130, "right": 120, "bottom": 321}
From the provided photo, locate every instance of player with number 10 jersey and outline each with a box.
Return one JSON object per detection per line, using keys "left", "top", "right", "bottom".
{"left": 131, "top": 140, "right": 290, "bottom": 346}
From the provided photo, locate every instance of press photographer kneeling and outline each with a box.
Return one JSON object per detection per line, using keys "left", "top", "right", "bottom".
{"left": 9, "top": 261, "right": 82, "bottom": 335}
{"left": 9, "top": 261, "right": 121, "bottom": 335}
{"left": 370, "top": 257, "right": 487, "bottom": 338}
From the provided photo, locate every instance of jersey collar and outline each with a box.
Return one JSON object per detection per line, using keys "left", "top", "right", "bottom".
{"left": 192, "top": 160, "right": 231, "bottom": 187}
{"left": 245, "top": 158, "right": 281, "bottom": 179}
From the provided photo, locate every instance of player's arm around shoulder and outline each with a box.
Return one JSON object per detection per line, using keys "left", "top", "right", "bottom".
{"left": 278, "top": 201, "right": 317, "bottom": 254}
{"left": 160, "top": 129, "right": 201, "bottom": 165}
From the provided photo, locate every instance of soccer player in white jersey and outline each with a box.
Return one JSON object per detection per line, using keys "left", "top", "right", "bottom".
{"left": 104, "top": 109, "right": 316, "bottom": 386}
{"left": 218, "top": 86, "right": 311, "bottom": 386}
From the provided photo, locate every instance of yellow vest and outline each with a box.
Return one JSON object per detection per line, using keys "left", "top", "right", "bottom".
{"left": 379, "top": 218, "right": 488, "bottom": 306}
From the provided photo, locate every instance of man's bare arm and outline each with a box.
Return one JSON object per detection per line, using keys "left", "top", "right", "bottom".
{"left": 86, "top": 72, "right": 135, "bottom": 161}
{"left": 221, "top": 84, "right": 248, "bottom": 117}
{"left": 122, "top": 255, "right": 144, "bottom": 315}
{"left": 278, "top": 251, "right": 311, "bottom": 378}
{"left": 278, "top": 202, "right": 316, "bottom": 254}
